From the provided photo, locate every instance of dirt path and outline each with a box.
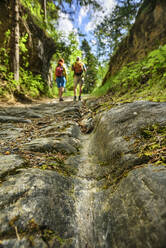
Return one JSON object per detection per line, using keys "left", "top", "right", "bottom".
{"left": 0, "top": 96, "right": 76, "bottom": 108}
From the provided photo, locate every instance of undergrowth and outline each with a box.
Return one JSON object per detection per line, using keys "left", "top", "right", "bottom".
{"left": 93, "top": 44, "right": 166, "bottom": 102}
{"left": 0, "top": 30, "right": 50, "bottom": 99}
{"left": 0, "top": 67, "right": 48, "bottom": 99}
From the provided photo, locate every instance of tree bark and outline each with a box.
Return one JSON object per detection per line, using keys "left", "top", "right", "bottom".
{"left": 13, "top": 0, "right": 19, "bottom": 82}
{"left": 43, "top": 0, "right": 47, "bottom": 24}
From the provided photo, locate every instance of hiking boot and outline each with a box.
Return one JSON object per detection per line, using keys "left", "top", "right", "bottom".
{"left": 78, "top": 96, "right": 81, "bottom": 101}
{"left": 73, "top": 96, "right": 76, "bottom": 101}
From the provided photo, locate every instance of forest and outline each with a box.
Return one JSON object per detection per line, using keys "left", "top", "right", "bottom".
{"left": 0, "top": 0, "right": 165, "bottom": 102}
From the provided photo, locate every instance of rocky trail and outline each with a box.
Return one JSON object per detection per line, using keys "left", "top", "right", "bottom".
{"left": 0, "top": 98, "right": 166, "bottom": 248}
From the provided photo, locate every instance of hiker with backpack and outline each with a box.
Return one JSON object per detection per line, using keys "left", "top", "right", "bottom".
{"left": 55, "top": 58, "right": 67, "bottom": 101}
{"left": 72, "top": 57, "right": 86, "bottom": 101}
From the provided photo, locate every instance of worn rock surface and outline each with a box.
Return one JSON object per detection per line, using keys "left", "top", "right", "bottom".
{"left": 0, "top": 99, "right": 166, "bottom": 248}
{"left": 0, "top": 100, "right": 82, "bottom": 247}
{"left": 90, "top": 101, "right": 166, "bottom": 181}
{"left": 90, "top": 164, "right": 166, "bottom": 248}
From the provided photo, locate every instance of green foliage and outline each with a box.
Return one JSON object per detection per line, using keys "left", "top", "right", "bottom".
{"left": 0, "top": 28, "right": 46, "bottom": 98}
{"left": 81, "top": 39, "right": 98, "bottom": 93}
{"left": 19, "top": 34, "right": 28, "bottom": 53}
{"left": 20, "top": 0, "right": 44, "bottom": 28}
{"left": 94, "top": 44, "right": 166, "bottom": 101}
{"left": 0, "top": 63, "right": 46, "bottom": 98}
{"left": 0, "top": 30, "right": 14, "bottom": 96}
{"left": 20, "top": 0, "right": 60, "bottom": 45}
{"left": 146, "top": 46, "right": 166, "bottom": 72}
{"left": 19, "top": 68, "right": 45, "bottom": 97}
{"left": 0, "top": 30, "right": 11, "bottom": 68}
{"left": 19, "top": 33, "right": 29, "bottom": 68}
{"left": 94, "top": 62, "right": 109, "bottom": 89}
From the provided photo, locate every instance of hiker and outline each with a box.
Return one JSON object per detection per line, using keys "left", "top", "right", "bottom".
{"left": 72, "top": 57, "right": 86, "bottom": 101}
{"left": 55, "top": 58, "right": 67, "bottom": 101}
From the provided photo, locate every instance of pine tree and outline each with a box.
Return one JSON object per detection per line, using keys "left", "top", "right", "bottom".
{"left": 81, "top": 39, "right": 98, "bottom": 93}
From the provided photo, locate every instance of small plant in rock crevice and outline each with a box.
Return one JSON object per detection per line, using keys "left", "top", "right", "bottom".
{"left": 138, "top": 125, "right": 166, "bottom": 165}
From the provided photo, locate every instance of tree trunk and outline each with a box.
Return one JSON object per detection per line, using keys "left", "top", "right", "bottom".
{"left": 43, "top": 0, "right": 47, "bottom": 24}
{"left": 13, "top": 0, "right": 19, "bottom": 82}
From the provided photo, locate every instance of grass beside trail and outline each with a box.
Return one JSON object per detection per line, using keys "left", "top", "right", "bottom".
{"left": 93, "top": 44, "right": 166, "bottom": 103}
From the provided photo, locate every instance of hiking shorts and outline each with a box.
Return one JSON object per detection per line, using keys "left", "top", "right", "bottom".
{"left": 74, "top": 75, "right": 84, "bottom": 87}
{"left": 56, "top": 77, "right": 66, "bottom": 88}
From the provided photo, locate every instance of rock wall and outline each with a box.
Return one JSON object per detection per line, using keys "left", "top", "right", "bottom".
{"left": 0, "top": 0, "right": 56, "bottom": 81}
{"left": 103, "top": 0, "right": 166, "bottom": 84}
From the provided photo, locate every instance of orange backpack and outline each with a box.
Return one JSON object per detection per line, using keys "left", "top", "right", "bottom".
{"left": 73, "top": 62, "right": 83, "bottom": 75}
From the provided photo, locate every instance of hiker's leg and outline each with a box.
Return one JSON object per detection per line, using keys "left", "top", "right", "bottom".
{"left": 59, "top": 87, "right": 64, "bottom": 101}
{"left": 59, "top": 77, "right": 66, "bottom": 101}
{"left": 61, "top": 77, "right": 66, "bottom": 99}
{"left": 73, "top": 76, "right": 78, "bottom": 101}
{"left": 73, "top": 85, "right": 77, "bottom": 101}
{"left": 78, "top": 83, "right": 82, "bottom": 101}
{"left": 61, "top": 87, "right": 64, "bottom": 96}
{"left": 56, "top": 78, "right": 61, "bottom": 99}
{"left": 79, "top": 76, "right": 84, "bottom": 98}
{"left": 74, "top": 85, "right": 77, "bottom": 96}
{"left": 79, "top": 84, "right": 82, "bottom": 96}
{"left": 73, "top": 76, "right": 78, "bottom": 97}
{"left": 58, "top": 88, "right": 61, "bottom": 98}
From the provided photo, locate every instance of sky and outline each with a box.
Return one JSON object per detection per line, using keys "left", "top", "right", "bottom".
{"left": 77, "top": 0, "right": 116, "bottom": 33}
{"left": 57, "top": 0, "right": 116, "bottom": 49}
